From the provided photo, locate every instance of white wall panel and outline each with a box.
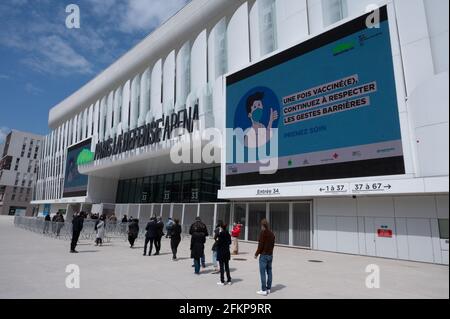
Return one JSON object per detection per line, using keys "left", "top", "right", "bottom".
{"left": 275, "top": 0, "right": 308, "bottom": 50}
{"left": 113, "top": 87, "right": 122, "bottom": 136}
{"left": 106, "top": 91, "right": 114, "bottom": 139}
{"left": 317, "top": 215, "right": 337, "bottom": 251}
{"left": 395, "top": 217, "right": 410, "bottom": 260}
{"left": 130, "top": 74, "right": 140, "bottom": 130}
{"left": 208, "top": 18, "right": 228, "bottom": 82}
{"left": 138, "top": 68, "right": 150, "bottom": 127}
{"left": 191, "top": 30, "right": 207, "bottom": 96}
{"left": 249, "top": 1, "right": 261, "bottom": 61}
{"left": 176, "top": 41, "right": 191, "bottom": 111}
{"left": 121, "top": 80, "right": 131, "bottom": 133}
{"left": 227, "top": 2, "right": 250, "bottom": 73}
{"left": 93, "top": 100, "right": 100, "bottom": 144}
{"left": 163, "top": 51, "right": 176, "bottom": 115}
{"left": 336, "top": 216, "right": 359, "bottom": 254}
{"left": 406, "top": 218, "right": 434, "bottom": 263}
{"left": 394, "top": 196, "right": 437, "bottom": 218}
{"left": 87, "top": 104, "right": 93, "bottom": 137}
{"left": 430, "top": 218, "right": 443, "bottom": 264}
{"left": 357, "top": 216, "right": 366, "bottom": 255}
{"left": 150, "top": 60, "right": 163, "bottom": 120}
{"left": 99, "top": 97, "right": 106, "bottom": 141}
{"left": 316, "top": 197, "right": 356, "bottom": 216}
{"left": 357, "top": 197, "right": 395, "bottom": 217}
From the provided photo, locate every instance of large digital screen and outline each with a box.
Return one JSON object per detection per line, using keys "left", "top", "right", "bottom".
{"left": 225, "top": 6, "right": 405, "bottom": 187}
{"left": 63, "top": 138, "right": 91, "bottom": 197}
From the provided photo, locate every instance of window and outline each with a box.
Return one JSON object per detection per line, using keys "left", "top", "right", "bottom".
{"left": 259, "top": 0, "right": 278, "bottom": 56}
{"left": 11, "top": 194, "right": 16, "bottom": 201}
{"left": 308, "top": 0, "right": 348, "bottom": 34}
{"left": 439, "top": 219, "right": 449, "bottom": 240}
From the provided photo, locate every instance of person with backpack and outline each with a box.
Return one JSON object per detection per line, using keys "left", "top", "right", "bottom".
{"left": 165, "top": 217, "right": 174, "bottom": 238}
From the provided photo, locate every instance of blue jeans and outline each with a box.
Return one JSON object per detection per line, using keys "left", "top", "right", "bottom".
{"left": 193, "top": 258, "right": 201, "bottom": 274}
{"left": 259, "top": 255, "right": 273, "bottom": 291}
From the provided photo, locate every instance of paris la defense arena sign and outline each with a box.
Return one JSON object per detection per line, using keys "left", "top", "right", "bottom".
{"left": 225, "top": 5, "right": 405, "bottom": 187}
{"left": 95, "top": 103, "right": 199, "bottom": 160}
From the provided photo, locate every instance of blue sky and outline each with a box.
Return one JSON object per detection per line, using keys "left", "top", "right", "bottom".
{"left": 0, "top": 0, "right": 189, "bottom": 143}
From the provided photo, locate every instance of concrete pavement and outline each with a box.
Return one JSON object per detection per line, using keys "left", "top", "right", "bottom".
{"left": 0, "top": 216, "right": 448, "bottom": 299}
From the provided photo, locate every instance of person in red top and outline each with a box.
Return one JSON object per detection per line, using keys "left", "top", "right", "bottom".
{"left": 231, "top": 222, "right": 242, "bottom": 255}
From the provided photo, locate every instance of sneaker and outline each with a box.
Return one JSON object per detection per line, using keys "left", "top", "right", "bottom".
{"left": 70, "top": 250, "right": 78, "bottom": 253}
{"left": 267, "top": 289, "right": 271, "bottom": 294}
{"left": 143, "top": 253, "right": 147, "bottom": 256}
{"left": 256, "top": 290, "right": 268, "bottom": 296}
{"left": 227, "top": 280, "right": 232, "bottom": 285}
{"left": 217, "top": 282, "right": 225, "bottom": 286}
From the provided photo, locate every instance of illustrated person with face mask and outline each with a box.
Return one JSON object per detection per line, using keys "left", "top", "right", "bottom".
{"left": 244, "top": 92, "right": 279, "bottom": 148}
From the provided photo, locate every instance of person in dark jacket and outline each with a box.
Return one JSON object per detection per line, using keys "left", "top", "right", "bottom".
{"left": 189, "top": 217, "right": 209, "bottom": 268}
{"left": 143, "top": 217, "right": 158, "bottom": 256}
{"left": 170, "top": 218, "right": 182, "bottom": 260}
{"left": 190, "top": 231, "right": 206, "bottom": 274}
{"left": 211, "top": 220, "right": 223, "bottom": 274}
{"left": 216, "top": 222, "right": 232, "bottom": 285}
{"left": 70, "top": 211, "right": 86, "bottom": 253}
{"left": 154, "top": 216, "right": 164, "bottom": 255}
{"left": 254, "top": 218, "right": 275, "bottom": 296}
{"left": 128, "top": 219, "right": 139, "bottom": 248}
{"left": 55, "top": 212, "right": 65, "bottom": 236}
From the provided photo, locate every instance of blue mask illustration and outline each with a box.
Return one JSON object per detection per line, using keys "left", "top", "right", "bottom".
{"left": 251, "top": 108, "right": 263, "bottom": 122}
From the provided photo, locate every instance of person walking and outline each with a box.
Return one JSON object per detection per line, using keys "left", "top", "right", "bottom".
{"left": 70, "top": 211, "right": 86, "bottom": 253}
{"left": 43, "top": 213, "right": 51, "bottom": 234}
{"left": 165, "top": 217, "right": 174, "bottom": 238}
{"left": 211, "top": 220, "right": 222, "bottom": 274}
{"left": 154, "top": 216, "right": 164, "bottom": 255}
{"left": 254, "top": 219, "right": 275, "bottom": 296}
{"left": 189, "top": 216, "right": 209, "bottom": 268}
{"left": 170, "top": 218, "right": 182, "bottom": 260}
{"left": 95, "top": 215, "right": 106, "bottom": 246}
{"left": 216, "top": 222, "right": 232, "bottom": 286}
{"left": 128, "top": 218, "right": 139, "bottom": 248}
{"left": 55, "top": 212, "right": 65, "bottom": 236}
{"left": 143, "top": 217, "right": 158, "bottom": 256}
{"left": 231, "top": 222, "right": 242, "bottom": 255}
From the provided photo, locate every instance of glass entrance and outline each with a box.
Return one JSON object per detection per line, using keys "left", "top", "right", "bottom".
{"left": 270, "top": 203, "right": 290, "bottom": 245}
{"left": 248, "top": 203, "right": 267, "bottom": 241}
{"left": 292, "top": 203, "right": 311, "bottom": 248}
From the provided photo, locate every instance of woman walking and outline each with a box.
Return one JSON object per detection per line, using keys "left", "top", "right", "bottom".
{"left": 170, "top": 219, "right": 182, "bottom": 260}
{"left": 211, "top": 220, "right": 222, "bottom": 274}
{"left": 216, "top": 222, "right": 232, "bottom": 286}
{"left": 95, "top": 215, "right": 106, "bottom": 246}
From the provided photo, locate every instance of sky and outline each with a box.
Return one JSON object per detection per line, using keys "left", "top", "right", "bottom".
{"left": 0, "top": 0, "right": 190, "bottom": 143}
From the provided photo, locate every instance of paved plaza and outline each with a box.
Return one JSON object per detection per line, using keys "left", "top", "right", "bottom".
{"left": 0, "top": 216, "right": 448, "bottom": 299}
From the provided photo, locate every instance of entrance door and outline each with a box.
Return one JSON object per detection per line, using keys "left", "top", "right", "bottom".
{"left": 374, "top": 218, "right": 397, "bottom": 259}
{"left": 293, "top": 203, "right": 311, "bottom": 248}
{"left": 248, "top": 203, "right": 267, "bottom": 241}
{"left": 269, "top": 203, "right": 290, "bottom": 245}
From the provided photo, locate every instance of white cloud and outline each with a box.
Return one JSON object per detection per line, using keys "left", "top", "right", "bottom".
{"left": 25, "top": 83, "right": 44, "bottom": 95}
{"left": 0, "top": 127, "right": 10, "bottom": 144}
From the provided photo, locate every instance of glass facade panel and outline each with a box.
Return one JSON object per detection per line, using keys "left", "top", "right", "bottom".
{"left": 153, "top": 204, "right": 161, "bottom": 218}
{"left": 172, "top": 204, "right": 183, "bottom": 222}
{"left": 233, "top": 203, "right": 247, "bottom": 240}
{"left": 293, "top": 203, "right": 311, "bottom": 247}
{"left": 248, "top": 203, "right": 267, "bottom": 241}
{"left": 183, "top": 204, "right": 198, "bottom": 227}
{"left": 115, "top": 166, "right": 222, "bottom": 204}
{"left": 270, "top": 203, "right": 290, "bottom": 245}
{"left": 199, "top": 204, "right": 215, "bottom": 231}
{"left": 161, "top": 204, "right": 171, "bottom": 220}
{"left": 216, "top": 204, "right": 231, "bottom": 227}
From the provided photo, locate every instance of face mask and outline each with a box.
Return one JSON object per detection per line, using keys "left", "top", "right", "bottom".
{"left": 251, "top": 108, "right": 263, "bottom": 122}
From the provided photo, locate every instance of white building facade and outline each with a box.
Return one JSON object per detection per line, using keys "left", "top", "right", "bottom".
{"left": 33, "top": 0, "right": 448, "bottom": 264}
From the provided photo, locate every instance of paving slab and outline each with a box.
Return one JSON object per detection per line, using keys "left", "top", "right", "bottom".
{"left": 0, "top": 216, "right": 448, "bottom": 299}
